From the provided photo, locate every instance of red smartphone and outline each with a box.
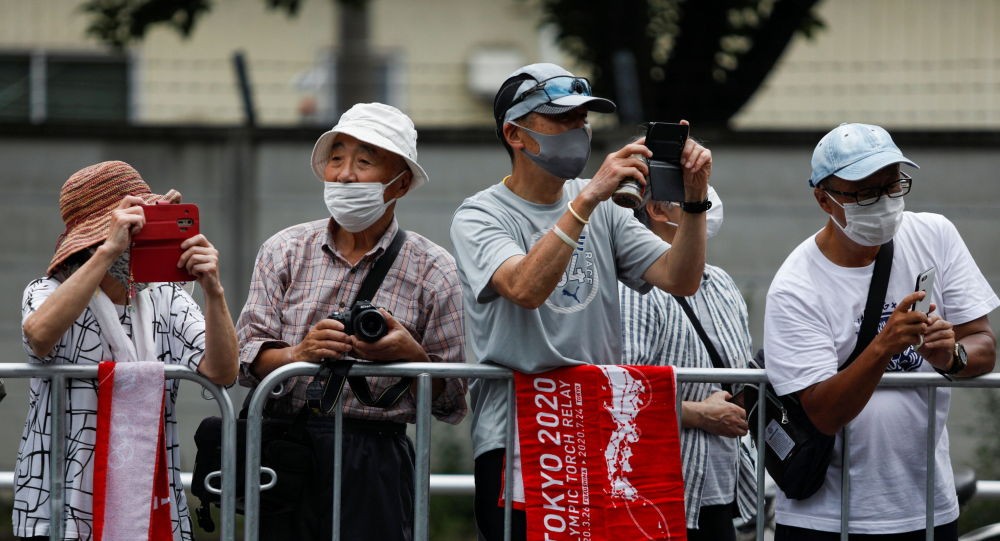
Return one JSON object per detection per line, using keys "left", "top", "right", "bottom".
{"left": 130, "top": 203, "right": 199, "bottom": 282}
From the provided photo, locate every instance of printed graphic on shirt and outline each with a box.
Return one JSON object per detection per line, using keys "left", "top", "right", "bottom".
{"left": 535, "top": 229, "right": 599, "bottom": 314}
{"left": 857, "top": 302, "right": 924, "bottom": 372}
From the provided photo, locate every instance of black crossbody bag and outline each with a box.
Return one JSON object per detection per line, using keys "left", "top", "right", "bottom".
{"left": 191, "top": 229, "right": 409, "bottom": 531}
{"left": 744, "top": 240, "right": 893, "bottom": 500}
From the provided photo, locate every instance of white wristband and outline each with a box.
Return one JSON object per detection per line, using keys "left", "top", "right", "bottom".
{"left": 552, "top": 225, "right": 578, "bottom": 249}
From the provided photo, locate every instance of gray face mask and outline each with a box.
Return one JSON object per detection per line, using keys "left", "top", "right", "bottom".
{"left": 107, "top": 248, "right": 148, "bottom": 292}
{"left": 513, "top": 123, "right": 592, "bottom": 180}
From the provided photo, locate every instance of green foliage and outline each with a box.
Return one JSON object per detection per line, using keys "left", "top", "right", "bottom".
{"left": 534, "top": 0, "right": 825, "bottom": 126}
{"left": 81, "top": 0, "right": 305, "bottom": 49}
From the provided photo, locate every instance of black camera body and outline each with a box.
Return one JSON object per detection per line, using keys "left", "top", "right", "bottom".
{"left": 330, "top": 301, "right": 388, "bottom": 343}
{"left": 646, "top": 122, "right": 689, "bottom": 202}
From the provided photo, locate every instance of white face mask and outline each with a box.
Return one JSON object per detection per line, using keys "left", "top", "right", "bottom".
{"left": 662, "top": 187, "right": 724, "bottom": 239}
{"left": 324, "top": 171, "right": 405, "bottom": 232}
{"left": 826, "top": 194, "right": 905, "bottom": 246}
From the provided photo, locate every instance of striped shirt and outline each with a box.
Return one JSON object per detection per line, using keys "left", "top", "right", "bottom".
{"left": 620, "top": 265, "right": 757, "bottom": 527}
{"left": 237, "top": 218, "right": 467, "bottom": 424}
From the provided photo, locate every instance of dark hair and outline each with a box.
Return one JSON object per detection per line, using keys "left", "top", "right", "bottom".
{"left": 492, "top": 73, "right": 535, "bottom": 159}
{"left": 632, "top": 204, "right": 651, "bottom": 228}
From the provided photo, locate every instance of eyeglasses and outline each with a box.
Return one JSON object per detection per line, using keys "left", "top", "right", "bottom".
{"left": 508, "top": 76, "right": 593, "bottom": 109}
{"left": 823, "top": 172, "right": 913, "bottom": 206}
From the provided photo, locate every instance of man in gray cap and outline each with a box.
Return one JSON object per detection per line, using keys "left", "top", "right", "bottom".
{"left": 237, "top": 102, "right": 468, "bottom": 541}
{"left": 450, "top": 62, "right": 714, "bottom": 541}
{"left": 763, "top": 123, "right": 997, "bottom": 540}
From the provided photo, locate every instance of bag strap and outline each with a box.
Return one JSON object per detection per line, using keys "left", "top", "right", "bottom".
{"left": 355, "top": 229, "right": 407, "bottom": 303}
{"left": 842, "top": 239, "right": 894, "bottom": 370}
{"left": 311, "top": 229, "right": 412, "bottom": 413}
{"left": 672, "top": 294, "right": 732, "bottom": 394}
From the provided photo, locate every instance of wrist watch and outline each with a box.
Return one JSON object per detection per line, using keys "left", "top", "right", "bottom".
{"left": 680, "top": 199, "right": 712, "bottom": 214}
{"left": 946, "top": 342, "right": 968, "bottom": 375}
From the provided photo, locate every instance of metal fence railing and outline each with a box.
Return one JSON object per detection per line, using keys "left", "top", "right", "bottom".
{"left": 2, "top": 363, "right": 999, "bottom": 541}
{"left": 0, "top": 363, "right": 238, "bottom": 541}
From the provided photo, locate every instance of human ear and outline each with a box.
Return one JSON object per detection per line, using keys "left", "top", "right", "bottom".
{"left": 503, "top": 123, "right": 525, "bottom": 150}
{"left": 814, "top": 187, "right": 834, "bottom": 213}
{"left": 645, "top": 201, "right": 673, "bottom": 224}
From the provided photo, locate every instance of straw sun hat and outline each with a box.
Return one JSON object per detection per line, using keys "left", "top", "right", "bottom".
{"left": 47, "top": 161, "right": 164, "bottom": 276}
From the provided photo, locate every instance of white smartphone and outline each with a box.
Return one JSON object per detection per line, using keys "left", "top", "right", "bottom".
{"left": 911, "top": 267, "right": 936, "bottom": 314}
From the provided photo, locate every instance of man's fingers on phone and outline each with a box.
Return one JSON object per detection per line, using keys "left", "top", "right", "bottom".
{"left": 898, "top": 291, "right": 925, "bottom": 313}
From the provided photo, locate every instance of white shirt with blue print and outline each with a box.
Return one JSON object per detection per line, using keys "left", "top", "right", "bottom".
{"left": 763, "top": 211, "right": 999, "bottom": 534}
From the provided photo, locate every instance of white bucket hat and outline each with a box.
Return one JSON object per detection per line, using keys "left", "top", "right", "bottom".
{"left": 310, "top": 102, "right": 429, "bottom": 191}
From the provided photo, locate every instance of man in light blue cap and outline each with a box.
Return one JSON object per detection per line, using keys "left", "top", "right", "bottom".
{"left": 450, "top": 62, "right": 715, "bottom": 541}
{"left": 763, "top": 123, "right": 997, "bottom": 540}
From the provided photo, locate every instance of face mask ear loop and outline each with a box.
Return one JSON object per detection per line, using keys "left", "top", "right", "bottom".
{"left": 823, "top": 191, "right": 850, "bottom": 230}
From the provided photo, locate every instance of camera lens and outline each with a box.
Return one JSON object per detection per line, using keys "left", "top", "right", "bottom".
{"left": 612, "top": 178, "right": 645, "bottom": 209}
{"left": 354, "top": 308, "right": 388, "bottom": 342}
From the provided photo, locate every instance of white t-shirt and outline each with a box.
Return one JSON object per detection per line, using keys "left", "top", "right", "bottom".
{"left": 450, "top": 178, "right": 669, "bottom": 458}
{"left": 763, "top": 211, "right": 999, "bottom": 534}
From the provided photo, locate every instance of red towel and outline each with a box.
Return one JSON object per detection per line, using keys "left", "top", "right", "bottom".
{"left": 93, "top": 361, "right": 173, "bottom": 541}
{"left": 515, "top": 365, "right": 687, "bottom": 540}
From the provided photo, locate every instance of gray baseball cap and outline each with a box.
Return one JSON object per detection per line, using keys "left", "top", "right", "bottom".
{"left": 494, "top": 63, "right": 616, "bottom": 129}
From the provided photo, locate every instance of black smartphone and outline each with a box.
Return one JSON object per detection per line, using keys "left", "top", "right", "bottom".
{"left": 645, "top": 122, "right": 689, "bottom": 202}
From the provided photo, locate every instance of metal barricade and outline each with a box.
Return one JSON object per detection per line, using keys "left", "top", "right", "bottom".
{"left": 242, "top": 362, "right": 513, "bottom": 541}
{"left": 241, "top": 363, "right": 1000, "bottom": 541}
{"left": 0, "top": 363, "right": 238, "bottom": 541}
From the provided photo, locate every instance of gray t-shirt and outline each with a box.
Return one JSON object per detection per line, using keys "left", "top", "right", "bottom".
{"left": 450, "top": 178, "right": 669, "bottom": 457}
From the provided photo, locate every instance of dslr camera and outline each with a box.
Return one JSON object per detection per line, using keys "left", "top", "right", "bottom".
{"left": 330, "top": 301, "right": 388, "bottom": 343}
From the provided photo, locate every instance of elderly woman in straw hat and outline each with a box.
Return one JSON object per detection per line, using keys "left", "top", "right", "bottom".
{"left": 14, "top": 161, "right": 238, "bottom": 540}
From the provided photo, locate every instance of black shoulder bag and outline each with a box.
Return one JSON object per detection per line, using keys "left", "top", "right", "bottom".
{"left": 745, "top": 239, "right": 893, "bottom": 500}
{"left": 191, "top": 229, "right": 409, "bottom": 531}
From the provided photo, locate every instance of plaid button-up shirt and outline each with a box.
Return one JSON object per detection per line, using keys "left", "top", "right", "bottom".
{"left": 237, "top": 218, "right": 467, "bottom": 424}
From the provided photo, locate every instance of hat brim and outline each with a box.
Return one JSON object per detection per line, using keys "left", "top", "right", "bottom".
{"left": 310, "top": 128, "right": 429, "bottom": 192}
{"left": 832, "top": 151, "right": 919, "bottom": 181}
{"left": 47, "top": 192, "right": 164, "bottom": 275}
{"left": 548, "top": 94, "right": 617, "bottom": 114}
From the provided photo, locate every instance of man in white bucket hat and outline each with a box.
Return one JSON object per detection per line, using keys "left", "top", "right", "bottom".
{"left": 236, "top": 102, "right": 468, "bottom": 541}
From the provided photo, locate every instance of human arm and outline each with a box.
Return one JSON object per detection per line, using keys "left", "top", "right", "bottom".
{"left": 681, "top": 391, "right": 748, "bottom": 437}
{"left": 22, "top": 196, "right": 147, "bottom": 358}
{"left": 640, "top": 127, "right": 713, "bottom": 296}
{"left": 489, "top": 141, "right": 654, "bottom": 308}
{"left": 797, "top": 290, "right": 929, "bottom": 435}
{"left": 918, "top": 312, "right": 995, "bottom": 377}
{"left": 176, "top": 233, "right": 239, "bottom": 385}
{"left": 351, "top": 258, "right": 468, "bottom": 422}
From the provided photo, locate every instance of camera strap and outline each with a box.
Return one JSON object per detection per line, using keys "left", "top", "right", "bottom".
{"left": 309, "top": 229, "right": 413, "bottom": 414}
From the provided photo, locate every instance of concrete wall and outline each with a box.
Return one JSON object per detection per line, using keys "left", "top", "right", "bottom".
{"left": 0, "top": 126, "right": 997, "bottom": 472}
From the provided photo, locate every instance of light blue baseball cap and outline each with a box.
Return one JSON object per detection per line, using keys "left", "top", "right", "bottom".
{"left": 497, "top": 63, "right": 616, "bottom": 126}
{"left": 808, "top": 123, "right": 918, "bottom": 186}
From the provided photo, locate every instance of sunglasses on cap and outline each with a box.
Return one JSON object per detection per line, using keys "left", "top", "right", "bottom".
{"left": 508, "top": 76, "right": 593, "bottom": 109}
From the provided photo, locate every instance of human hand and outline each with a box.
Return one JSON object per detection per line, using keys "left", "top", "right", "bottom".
{"left": 582, "top": 139, "right": 652, "bottom": 204}
{"left": 694, "top": 390, "right": 748, "bottom": 438}
{"left": 101, "top": 195, "right": 147, "bottom": 258}
{"left": 291, "top": 318, "right": 353, "bottom": 363}
{"left": 918, "top": 311, "right": 955, "bottom": 370}
{"left": 162, "top": 189, "right": 182, "bottom": 203}
{"left": 678, "top": 120, "right": 711, "bottom": 202}
{"left": 349, "top": 309, "right": 428, "bottom": 363}
{"left": 178, "top": 234, "right": 224, "bottom": 297}
{"left": 874, "top": 291, "right": 930, "bottom": 356}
